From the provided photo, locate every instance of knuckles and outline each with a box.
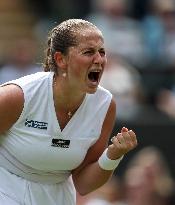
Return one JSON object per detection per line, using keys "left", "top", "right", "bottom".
{"left": 110, "top": 130, "right": 138, "bottom": 156}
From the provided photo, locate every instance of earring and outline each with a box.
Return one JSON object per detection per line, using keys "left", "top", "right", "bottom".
{"left": 62, "top": 73, "right": 67, "bottom": 78}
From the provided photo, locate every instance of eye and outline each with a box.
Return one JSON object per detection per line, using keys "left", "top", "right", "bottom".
{"left": 99, "top": 49, "right": 106, "bottom": 56}
{"left": 83, "top": 50, "right": 94, "bottom": 55}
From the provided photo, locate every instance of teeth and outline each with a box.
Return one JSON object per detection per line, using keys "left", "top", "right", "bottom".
{"left": 89, "top": 70, "right": 100, "bottom": 73}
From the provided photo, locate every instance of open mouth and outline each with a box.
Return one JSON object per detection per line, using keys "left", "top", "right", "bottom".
{"left": 88, "top": 70, "right": 101, "bottom": 83}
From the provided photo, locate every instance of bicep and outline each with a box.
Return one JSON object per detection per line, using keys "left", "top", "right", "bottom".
{"left": 72, "top": 97, "right": 116, "bottom": 174}
{"left": 0, "top": 84, "right": 24, "bottom": 134}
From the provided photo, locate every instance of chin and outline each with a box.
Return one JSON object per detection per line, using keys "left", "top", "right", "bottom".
{"left": 86, "top": 87, "right": 98, "bottom": 94}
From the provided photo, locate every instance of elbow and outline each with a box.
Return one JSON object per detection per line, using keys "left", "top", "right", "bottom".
{"left": 74, "top": 183, "right": 91, "bottom": 196}
{"left": 76, "top": 188, "right": 92, "bottom": 196}
{"left": 72, "top": 174, "right": 90, "bottom": 196}
{"left": 74, "top": 180, "right": 93, "bottom": 196}
{"left": 77, "top": 191, "right": 87, "bottom": 196}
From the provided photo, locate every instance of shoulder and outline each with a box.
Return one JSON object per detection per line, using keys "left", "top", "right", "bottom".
{"left": 84, "top": 86, "right": 113, "bottom": 121}
{"left": 0, "top": 82, "right": 23, "bottom": 96}
{"left": 97, "top": 85, "right": 112, "bottom": 97}
{"left": 0, "top": 84, "right": 24, "bottom": 133}
{"left": 97, "top": 86, "right": 116, "bottom": 113}
{"left": 0, "top": 84, "right": 24, "bottom": 108}
{"left": 87, "top": 85, "right": 112, "bottom": 105}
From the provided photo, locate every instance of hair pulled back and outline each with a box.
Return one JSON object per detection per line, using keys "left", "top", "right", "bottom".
{"left": 43, "top": 19, "right": 98, "bottom": 74}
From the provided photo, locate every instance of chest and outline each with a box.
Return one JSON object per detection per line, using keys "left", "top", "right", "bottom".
{"left": 6, "top": 108, "right": 100, "bottom": 171}
{"left": 7, "top": 84, "right": 107, "bottom": 171}
{"left": 56, "top": 111, "right": 73, "bottom": 131}
{"left": 3, "top": 130, "right": 95, "bottom": 171}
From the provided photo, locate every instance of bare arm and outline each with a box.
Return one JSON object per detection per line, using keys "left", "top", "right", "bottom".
{"left": 72, "top": 97, "right": 137, "bottom": 195}
{"left": 0, "top": 84, "right": 24, "bottom": 134}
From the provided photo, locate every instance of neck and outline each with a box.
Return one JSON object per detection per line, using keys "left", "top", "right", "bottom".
{"left": 53, "top": 75, "right": 86, "bottom": 114}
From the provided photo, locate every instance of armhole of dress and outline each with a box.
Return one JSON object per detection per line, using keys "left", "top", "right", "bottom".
{"left": 103, "top": 93, "right": 113, "bottom": 124}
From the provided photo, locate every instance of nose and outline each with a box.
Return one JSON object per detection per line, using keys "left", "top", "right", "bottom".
{"left": 93, "top": 52, "right": 105, "bottom": 64}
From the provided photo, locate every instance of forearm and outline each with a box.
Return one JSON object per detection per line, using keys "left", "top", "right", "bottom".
{"left": 72, "top": 160, "right": 114, "bottom": 195}
{"left": 72, "top": 127, "right": 137, "bottom": 196}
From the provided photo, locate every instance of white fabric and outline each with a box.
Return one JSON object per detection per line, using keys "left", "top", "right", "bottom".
{"left": 98, "top": 148, "right": 123, "bottom": 170}
{"left": 0, "top": 71, "right": 112, "bottom": 205}
{"left": 0, "top": 167, "right": 76, "bottom": 205}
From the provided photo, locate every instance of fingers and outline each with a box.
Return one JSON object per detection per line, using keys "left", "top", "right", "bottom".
{"left": 111, "top": 127, "right": 137, "bottom": 146}
{"left": 121, "top": 127, "right": 137, "bottom": 146}
{"left": 108, "top": 127, "right": 138, "bottom": 159}
{"left": 116, "top": 133, "right": 126, "bottom": 145}
{"left": 121, "top": 127, "right": 128, "bottom": 132}
{"left": 128, "top": 130, "right": 137, "bottom": 145}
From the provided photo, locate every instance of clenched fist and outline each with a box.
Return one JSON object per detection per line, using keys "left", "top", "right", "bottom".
{"left": 107, "top": 127, "right": 138, "bottom": 160}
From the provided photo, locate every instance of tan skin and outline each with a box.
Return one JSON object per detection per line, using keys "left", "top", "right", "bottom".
{"left": 0, "top": 27, "right": 137, "bottom": 195}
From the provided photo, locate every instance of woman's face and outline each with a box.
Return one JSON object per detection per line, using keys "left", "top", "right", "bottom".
{"left": 65, "top": 27, "right": 107, "bottom": 94}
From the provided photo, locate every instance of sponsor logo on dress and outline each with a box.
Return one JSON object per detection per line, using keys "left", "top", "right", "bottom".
{"left": 25, "top": 119, "right": 48, "bottom": 130}
{"left": 51, "top": 138, "right": 70, "bottom": 148}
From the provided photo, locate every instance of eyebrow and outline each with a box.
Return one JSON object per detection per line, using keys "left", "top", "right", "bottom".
{"left": 81, "top": 46, "right": 105, "bottom": 51}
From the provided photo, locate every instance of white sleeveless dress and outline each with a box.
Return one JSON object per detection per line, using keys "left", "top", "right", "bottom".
{"left": 0, "top": 72, "right": 112, "bottom": 205}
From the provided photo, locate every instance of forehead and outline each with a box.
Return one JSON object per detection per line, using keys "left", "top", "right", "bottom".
{"left": 75, "top": 27, "right": 104, "bottom": 49}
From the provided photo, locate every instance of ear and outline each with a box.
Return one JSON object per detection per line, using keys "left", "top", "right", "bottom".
{"left": 54, "top": 52, "right": 67, "bottom": 68}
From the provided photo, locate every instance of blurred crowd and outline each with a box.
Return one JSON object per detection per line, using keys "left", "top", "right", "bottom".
{"left": 0, "top": 0, "right": 175, "bottom": 204}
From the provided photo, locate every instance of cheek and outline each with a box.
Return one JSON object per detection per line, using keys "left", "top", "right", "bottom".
{"left": 69, "top": 58, "right": 90, "bottom": 76}
{"left": 68, "top": 65, "right": 84, "bottom": 80}
{"left": 103, "top": 57, "right": 107, "bottom": 66}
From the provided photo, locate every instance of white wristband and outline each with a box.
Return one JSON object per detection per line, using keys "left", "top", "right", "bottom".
{"left": 98, "top": 148, "right": 123, "bottom": 170}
